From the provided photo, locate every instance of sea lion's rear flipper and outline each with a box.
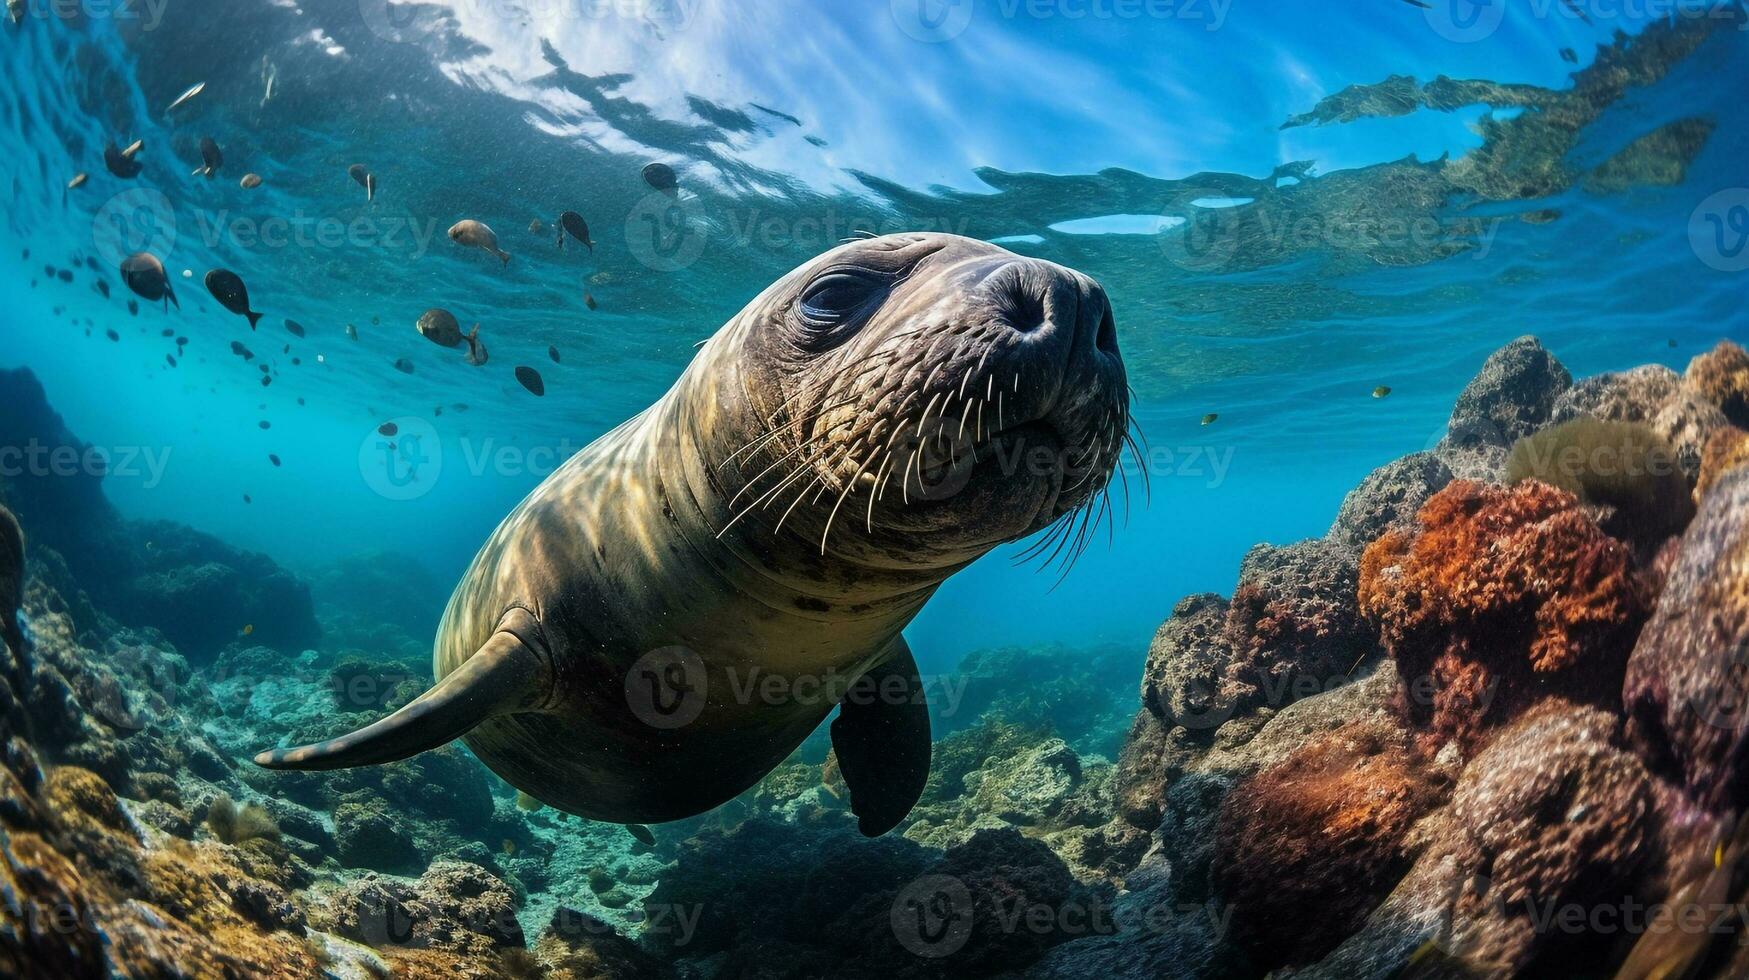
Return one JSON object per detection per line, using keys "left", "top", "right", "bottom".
{"left": 252, "top": 615, "right": 550, "bottom": 771}
{"left": 830, "top": 637, "right": 931, "bottom": 838}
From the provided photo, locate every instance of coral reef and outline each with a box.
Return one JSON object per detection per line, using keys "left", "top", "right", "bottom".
{"left": 1359, "top": 479, "right": 1650, "bottom": 750}
{"left": 1210, "top": 720, "right": 1449, "bottom": 968}
{"left": 2, "top": 327, "right": 1744, "bottom": 979}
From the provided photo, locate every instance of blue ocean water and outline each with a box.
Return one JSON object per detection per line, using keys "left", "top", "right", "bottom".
{"left": 2, "top": 0, "right": 1745, "bottom": 677}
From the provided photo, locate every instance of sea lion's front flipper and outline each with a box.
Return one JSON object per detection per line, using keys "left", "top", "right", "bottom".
{"left": 830, "top": 637, "right": 931, "bottom": 838}
{"left": 252, "top": 612, "right": 550, "bottom": 771}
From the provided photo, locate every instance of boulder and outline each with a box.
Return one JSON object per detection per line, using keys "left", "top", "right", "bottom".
{"left": 1436, "top": 337, "right": 1572, "bottom": 480}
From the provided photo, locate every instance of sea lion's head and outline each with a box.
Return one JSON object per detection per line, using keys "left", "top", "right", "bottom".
{"left": 716, "top": 233, "right": 1130, "bottom": 572}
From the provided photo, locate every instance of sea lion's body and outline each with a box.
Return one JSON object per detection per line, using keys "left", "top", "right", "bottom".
{"left": 258, "top": 233, "right": 1129, "bottom": 835}
{"left": 435, "top": 353, "right": 929, "bottom": 822}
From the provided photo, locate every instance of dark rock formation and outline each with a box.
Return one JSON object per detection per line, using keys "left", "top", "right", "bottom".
{"left": 1326, "top": 451, "right": 1453, "bottom": 551}
{"left": 1435, "top": 336, "right": 1572, "bottom": 481}
{"left": 1623, "top": 465, "right": 1749, "bottom": 816}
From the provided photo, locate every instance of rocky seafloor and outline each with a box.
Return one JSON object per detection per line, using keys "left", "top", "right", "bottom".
{"left": 1, "top": 335, "right": 1747, "bottom": 978}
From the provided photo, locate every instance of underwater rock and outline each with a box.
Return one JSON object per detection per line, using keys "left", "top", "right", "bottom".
{"left": 0, "top": 505, "right": 22, "bottom": 653}
{"left": 1112, "top": 709, "right": 1167, "bottom": 830}
{"left": 1435, "top": 336, "right": 1572, "bottom": 481}
{"left": 1622, "top": 465, "right": 1749, "bottom": 817}
{"left": 642, "top": 818, "right": 932, "bottom": 958}
{"left": 1550, "top": 362, "right": 1681, "bottom": 425}
{"left": 1653, "top": 395, "right": 1734, "bottom": 483}
{"left": 1142, "top": 540, "right": 1370, "bottom": 739}
{"left": 335, "top": 798, "right": 425, "bottom": 874}
{"left": 537, "top": 907, "right": 671, "bottom": 979}
{"left": 1358, "top": 479, "right": 1650, "bottom": 752}
{"left": 316, "top": 861, "right": 525, "bottom": 957}
{"left": 960, "top": 737, "right": 1083, "bottom": 827}
{"left": 1155, "top": 662, "right": 1402, "bottom": 906}
{"left": 1685, "top": 339, "right": 1749, "bottom": 427}
{"left": 1697, "top": 426, "right": 1749, "bottom": 502}
{"left": 1300, "top": 704, "right": 1656, "bottom": 979}
{"left": 1142, "top": 593, "right": 1235, "bottom": 734}
{"left": 118, "top": 520, "right": 320, "bottom": 662}
{"left": 1210, "top": 720, "right": 1450, "bottom": 970}
{"left": 1325, "top": 450, "right": 1453, "bottom": 552}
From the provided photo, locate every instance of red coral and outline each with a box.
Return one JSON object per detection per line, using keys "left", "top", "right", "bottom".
{"left": 1358, "top": 480, "right": 1650, "bottom": 751}
{"left": 1211, "top": 721, "right": 1448, "bottom": 968}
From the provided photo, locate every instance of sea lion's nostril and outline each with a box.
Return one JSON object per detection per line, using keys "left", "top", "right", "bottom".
{"left": 1095, "top": 305, "right": 1118, "bottom": 355}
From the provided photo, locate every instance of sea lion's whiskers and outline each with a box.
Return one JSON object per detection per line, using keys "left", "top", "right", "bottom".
{"left": 867, "top": 453, "right": 897, "bottom": 531}
{"left": 821, "top": 451, "right": 875, "bottom": 555}
{"left": 916, "top": 393, "right": 944, "bottom": 438}
{"left": 774, "top": 469, "right": 830, "bottom": 535}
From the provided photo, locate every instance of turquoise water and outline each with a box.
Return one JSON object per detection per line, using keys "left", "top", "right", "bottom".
{"left": 3, "top": 0, "right": 1746, "bottom": 673}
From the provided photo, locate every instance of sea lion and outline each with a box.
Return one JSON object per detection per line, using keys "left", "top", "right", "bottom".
{"left": 255, "top": 233, "right": 1130, "bottom": 836}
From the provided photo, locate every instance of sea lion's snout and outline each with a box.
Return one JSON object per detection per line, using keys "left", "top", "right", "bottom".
{"left": 738, "top": 233, "right": 1131, "bottom": 566}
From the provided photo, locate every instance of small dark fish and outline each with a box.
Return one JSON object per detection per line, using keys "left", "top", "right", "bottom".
{"left": 557, "top": 211, "right": 594, "bottom": 252}
{"left": 120, "top": 253, "right": 178, "bottom": 310}
{"left": 269, "top": 454, "right": 281, "bottom": 466}
{"left": 1395, "top": 0, "right": 1431, "bottom": 7}
{"left": 548, "top": 345, "right": 560, "bottom": 364}
{"left": 1560, "top": 47, "right": 1578, "bottom": 64}
{"left": 104, "top": 141, "right": 143, "bottom": 179}
{"left": 393, "top": 358, "right": 414, "bottom": 374}
{"left": 378, "top": 422, "right": 398, "bottom": 437}
{"left": 452, "top": 403, "right": 469, "bottom": 413}
{"left": 57, "top": 269, "right": 72, "bottom": 283}
{"left": 642, "top": 162, "right": 678, "bottom": 192}
{"left": 529, "top": 218, "right": 544, "bottom": 235}
{"left": 258, "top": 420, "right": 271, "bottom": 430}
{"left": 1201, "top": 413, "right": 1218, "bottom": 426}
{"left": 515, "top": 366, "right": 545, "bottom": 396}
{"left": 434, "top": 405, "right": 443, "bottom": 417}
{"left": 175, "top": 336, "right": 187, "bottom": 346}
{"left": 105, "top": 329, "right": 119, "bottom": 342}
{"left": 347, "top": 163, "right": 376, "bottom": 202}
{"left": 243, "top": 494, "right": 252, "bottom": 504}
{"left": 166, "top": 354, "right": 176, "bottom": 367}
{"left": 463, "top": 325, "right": 488, "bottom": 367}
{"left": 1669, "top": 338, "right": 1679, "bottom": 348}
{"left": 194, "top": 136, "right": 222, "bottom": 178}
{"left": 584, "top": 291, "right": 597, "bottom": 311}
{"left": 128, "top": 300, "right": 139, "bottom": 316}
{"left": 284, "top": 318, "right": 306, "bottom": 338}
{"left": 161, "top": 328, "right": 174, "bottom": 337}
{"left": 417, "top": 309, "right": 464, "bottom": 347}
{"left": 95, "top": 281, "right": 110, "bottom": 298}
{"left": 230, "top": 340, "right": 254, "bottom": 360}
{"left": 345, "top": 323, "right": 359, "bottom": 341}
{"left": 1372, "top": 386, "right": 1393, "bottom": 399}
{"left": 283, "top": 344, "right": 291, "bottom": 354}
{"left": 204, "top": 269, "right": 262, "bottom": 327}
{"left": 626, "top": 824, "right": 655, "bottom": 846}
